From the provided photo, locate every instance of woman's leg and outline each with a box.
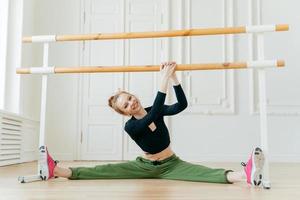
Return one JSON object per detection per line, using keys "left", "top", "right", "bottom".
{"left": 54, "top": 166, "right": 72, "bottom": 178}
{"left": 160, "top": 157, "right": 233, "bottom": 184}
{"left": 66, "top": 157, "right": 161, "bottom": 180}
{"left": 53, "top": 162, "right": 151, "bottom": 179}
{"left": 44, "top": 146, "right": 159, "bottom": 180}
{"left": 226, "top": 171, "right": 246, "bottom": 183}
{"left": 53, "top": 161, "right": 246, "bottom": 182}
{"left": 54, "top": 160, "right": 156, "bottom": 180}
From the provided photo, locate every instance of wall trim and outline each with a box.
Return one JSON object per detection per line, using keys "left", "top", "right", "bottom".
{"left": 182, "top": 0, "right": 235, "bottom": 115}
{"left": 249, "top": 0, "right": 300, "bottom": 116}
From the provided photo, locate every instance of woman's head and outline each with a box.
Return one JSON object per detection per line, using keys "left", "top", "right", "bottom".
{"left": 108, "top": 91, "right": 142, "bottom": 116}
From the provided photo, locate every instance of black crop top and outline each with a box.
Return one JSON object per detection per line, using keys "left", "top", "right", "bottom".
{"left": 124, "top": 84, "right": 188, "bottom": 154}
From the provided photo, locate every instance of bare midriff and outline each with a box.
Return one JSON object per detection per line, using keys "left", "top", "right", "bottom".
{"left": 143, "top": 146, "right": 174, "bottom": 161}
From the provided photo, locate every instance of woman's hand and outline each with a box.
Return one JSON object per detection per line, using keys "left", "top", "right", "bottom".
{"left": 169, "top": 61, "right": 178, "bottom": 80}
{"left": 170, "top": 62, "right": 180, "bottom": 85}
{"left": 159, "top": 62, "right": 175, "bottom": 93}
{"left": 160, "top": 62, "right": 176, "bottom": 80}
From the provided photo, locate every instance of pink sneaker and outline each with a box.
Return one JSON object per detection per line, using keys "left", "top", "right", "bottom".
{"left": 38, "top": 146, "right": 58, "bottom": 180}
{"left": 241, "top": 147, "right": 265, "bottom": 186}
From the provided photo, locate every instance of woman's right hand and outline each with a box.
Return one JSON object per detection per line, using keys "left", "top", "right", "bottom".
{"left": 160, "top": 62, "right": 176, "bottom": 80}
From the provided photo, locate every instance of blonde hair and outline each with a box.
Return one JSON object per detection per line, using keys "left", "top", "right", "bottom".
{"left": 108, "top": 91, "right": 131, "bottom": 115}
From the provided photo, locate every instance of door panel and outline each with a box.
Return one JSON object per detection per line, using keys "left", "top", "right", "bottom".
{"left": 80, "top": 0, "right": 123, "bottom": 160}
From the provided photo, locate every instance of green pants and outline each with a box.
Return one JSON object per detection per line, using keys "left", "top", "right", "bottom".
{"left": 69, "top": 155, "right": 232, "bottom": 184}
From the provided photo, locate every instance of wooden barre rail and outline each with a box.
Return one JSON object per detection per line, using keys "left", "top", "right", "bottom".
{"left": 17, "top": 60, "right": 285, "bottom": 74}
{"left": 22, "top": 24, "right": 289, "bottom": 43}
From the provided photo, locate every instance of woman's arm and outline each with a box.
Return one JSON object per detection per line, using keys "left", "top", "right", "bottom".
{"left": 125, "top": 62, "right": 175, "bottom": 133}
{"left": 163, "top": 62, "right": 188, "bottom": 116}
{"left": 125, "top": 91, "right": 166, "bottom": 134}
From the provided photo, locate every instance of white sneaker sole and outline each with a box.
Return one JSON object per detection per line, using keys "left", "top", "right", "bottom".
{"left": 38, "top": 145, "right": 49, "bottom": 180}
{"left": 251, "top": 147, "right": 265, "bottom": 186}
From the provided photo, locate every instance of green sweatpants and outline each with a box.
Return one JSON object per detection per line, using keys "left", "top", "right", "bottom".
{"left": 69, "top": 155, "right": 232, "bottom": 184}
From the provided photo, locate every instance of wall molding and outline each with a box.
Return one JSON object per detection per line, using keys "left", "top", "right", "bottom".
{"left": 182, "top": 0, "right": 235, "bottom": 115}
{"left": 249, "top": 0, "right": 300, "bottom": 116}
{"left": 250, "top": 73, "right": 300, "bottom": 116}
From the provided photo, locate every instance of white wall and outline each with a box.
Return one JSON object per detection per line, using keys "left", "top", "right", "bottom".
{"left": 170, "top": 0, "right": 300, "bottom": 162}
{"left": 21, "top": 0, "right": 300, "bottom": 162}
{"left": 21, "top": 0, "right": 40, "bottom": 121}
{"left": 34, "top": 0, "right": 81, "bottom": 161}
{"left": 5, "top": 0, "right": 23, "bottom": 113}
{"left": 21, "top": 0, "right": 81, "bottom": 160}
{"left": 0, "top": 0, "right": 9, "bottom": 109}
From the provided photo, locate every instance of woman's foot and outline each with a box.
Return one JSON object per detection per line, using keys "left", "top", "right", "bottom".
{"left": 38, "top": 146, "right": 58, "bottom": 180}
{"left": 241, "top": 147, "right": 265, "bottom": 186}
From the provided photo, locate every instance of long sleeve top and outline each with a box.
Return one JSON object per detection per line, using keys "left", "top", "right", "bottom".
{"left": 124, "top": 84, "right": 188, "bottom": 154}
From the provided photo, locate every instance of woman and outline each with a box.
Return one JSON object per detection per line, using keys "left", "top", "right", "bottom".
{"left": 43, "top": 62, "right": 265, "bottom": 186}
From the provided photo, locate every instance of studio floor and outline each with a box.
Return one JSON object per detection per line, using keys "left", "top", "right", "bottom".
{"left": 0, "top": 161, "right": 300, "bottom": 200}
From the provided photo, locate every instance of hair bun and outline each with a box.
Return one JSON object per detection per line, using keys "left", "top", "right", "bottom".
{"left": 108, "top": 96, "right": 114, "bottom": 107}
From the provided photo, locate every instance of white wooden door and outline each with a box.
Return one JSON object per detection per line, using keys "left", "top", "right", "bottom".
{"left": 80, "top": 0, "right": 168, "bottom": 160}
{"left": 80, "top": 0, "right": 124, "bottom": 160}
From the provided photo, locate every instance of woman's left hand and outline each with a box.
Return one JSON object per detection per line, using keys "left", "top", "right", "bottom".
{"left": 168, "top": 61, "right": 180, "bottom": 85}
{"left": 170, "top": 61, "right": 177, "bottom": 79}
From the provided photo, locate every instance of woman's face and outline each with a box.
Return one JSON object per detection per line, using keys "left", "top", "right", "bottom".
{"left": 115, "top": 92, "right": 141, "bottom": 116}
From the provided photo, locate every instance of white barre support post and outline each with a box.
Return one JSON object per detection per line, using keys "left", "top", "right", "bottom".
{"left": 18, "top": 43, "right": 50, "bottom": 183}
{"left": 39, "top": 43, "right": 49, "bottom": 146}
{"left": 257, "top": 33, "right": 271, "bottom": 189}
{"left": 18, "top": 175, "right": 41, "bottom": 183}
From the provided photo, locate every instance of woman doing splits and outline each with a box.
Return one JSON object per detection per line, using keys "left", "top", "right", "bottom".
{"left": 42, "top": 62, "right": 265, "bottom": 186}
